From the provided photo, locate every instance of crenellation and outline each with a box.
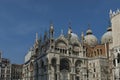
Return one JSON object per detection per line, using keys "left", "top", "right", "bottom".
{"left": 110, "top": 9, "right": 120, "bottom": 19}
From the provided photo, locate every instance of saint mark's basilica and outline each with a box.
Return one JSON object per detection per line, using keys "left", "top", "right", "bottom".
{"left": 22, "top": 9, "right": 120, "bottom": 80}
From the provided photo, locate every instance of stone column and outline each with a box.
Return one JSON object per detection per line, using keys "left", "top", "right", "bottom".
{"left": 47, "top": 64, "right": 51, "bottom": 80}
{"left": 56, "top": 64, "right": 60, "bottom": 80}
{"left": 71, "top": 66, "right": 76, "bottom": 80}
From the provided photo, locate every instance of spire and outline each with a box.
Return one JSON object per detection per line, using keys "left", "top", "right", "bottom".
{"left": 109, "top": 9, "right": 112, "bottom": 15}
{"left": 81, "top": 32, "right": 84, "bottom": 45}
{"left": 68, "top": 22, "right": 72, "bottom": 34}
{"left": 36, "top": 32, "right": 38, "bottom": 42}
{"left": 50, "top": 22, "right": 54, "bottom": 38}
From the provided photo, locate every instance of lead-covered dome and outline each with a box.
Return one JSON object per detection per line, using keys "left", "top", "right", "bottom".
{"left": 101, "top": 27, "right": 112, "bottom": 44}
{"left": 84, "top": 28, "right": 98, "bottom": 47}
{"left": 70, "top": 33, "right": 80, "bottom": 44}
{"left": 70, "top": 33, "right": 79, "bottom": 40}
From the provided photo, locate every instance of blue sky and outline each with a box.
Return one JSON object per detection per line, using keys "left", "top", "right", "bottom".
{"left": 0, "top": 0, "right": 120, "bottom": 64}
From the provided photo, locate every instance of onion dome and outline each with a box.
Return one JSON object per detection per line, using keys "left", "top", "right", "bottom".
{"left": 101, "top": 27, "right": 112, "bottom": 44}
{"left": 84, "top": 28, "right": 98, "bottom": 47}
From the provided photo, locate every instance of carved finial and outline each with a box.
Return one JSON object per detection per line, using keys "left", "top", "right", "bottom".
{"left": 109, "top": 9, "right": 112, "bottom": 15}
{"left": 113, "top": 11, "right": 115, "bottom": 15}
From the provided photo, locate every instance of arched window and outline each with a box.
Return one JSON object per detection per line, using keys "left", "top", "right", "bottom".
{"left": 60, "top": 58, "right": 70, "bottom": 71}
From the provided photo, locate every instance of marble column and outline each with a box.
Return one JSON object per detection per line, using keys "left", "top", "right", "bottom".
{"left": 56, "top": 64, "right": 60, "bottom": 80}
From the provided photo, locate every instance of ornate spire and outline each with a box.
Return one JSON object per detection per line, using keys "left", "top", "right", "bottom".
{"left": 68, "top": 24, "right": 72, "bottom": 35}
{"left": 36, "top": 32, "right": 38, "bottom": 42}
{"left": 49, "top": 22, "right": 54, "bottom": 38}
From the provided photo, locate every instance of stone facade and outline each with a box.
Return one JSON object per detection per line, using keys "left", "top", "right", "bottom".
{"left": 22, "top": 9, "right": 120, "bottom": 80}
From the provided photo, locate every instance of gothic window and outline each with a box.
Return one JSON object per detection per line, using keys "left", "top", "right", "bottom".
{"left": 60, "top": 58, "right": 70, "bottom": 71}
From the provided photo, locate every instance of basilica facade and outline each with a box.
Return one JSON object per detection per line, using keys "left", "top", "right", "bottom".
{"left": 22, "top": 9, "right": 120, "bottom": 80}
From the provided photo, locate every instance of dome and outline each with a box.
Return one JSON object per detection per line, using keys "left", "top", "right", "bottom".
{"left": 71, "top": 33, "right": 79, "bottom": 40}
{"left": 84, "top": 29, "right": 98, "bottom": 46}
{"left": 70, "top": 33, "right": 80, "bottom": 44}
{"left": 101, "top": 27, "right": 112, "bottom": 44}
